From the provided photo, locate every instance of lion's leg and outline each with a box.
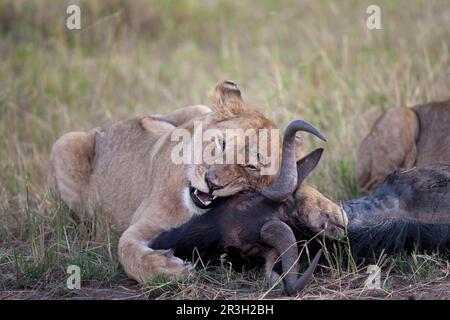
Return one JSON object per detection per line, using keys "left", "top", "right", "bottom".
{"left": 154, "top": 105, "right": 211, "bottom": 126}
{"left": 118, "top": 197, "right": 194, "bottom": 283}
{"left": 49, "top": 129, "right": 97, "bottom": 218}
{"left": 295, "top": 184, "right": 347, "bottom": 238}
{"left": 118, "top": 218, "right": 194, "bottom": 283}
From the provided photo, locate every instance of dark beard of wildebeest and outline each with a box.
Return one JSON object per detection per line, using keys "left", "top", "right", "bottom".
{"left": 153, "top": 119, "right": 327, "bottom": 296}
{"left": 153, "top": 123, "right": 450, "bottom": 293}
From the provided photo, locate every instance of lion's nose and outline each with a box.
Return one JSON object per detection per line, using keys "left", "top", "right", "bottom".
{"left": 205, "top": 173, "right": 225, "bottom": 191}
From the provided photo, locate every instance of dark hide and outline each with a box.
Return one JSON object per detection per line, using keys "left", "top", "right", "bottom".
{"left": 152, "top": 147, "right": 324, "bottom": 266}
{"left": 344, "top": 164, "right": 450, "bottom": 257}
{"left": 152, "top": 142, "right": 325, "bottom": 297}
{"left": 154, "top": 165, "right": 450, "bottom": 265}
{"left": 348, "top": 220, "right": 450, "bottom": 257}
{"left": 152, "top": 193, "right": 295, "bottom": 267}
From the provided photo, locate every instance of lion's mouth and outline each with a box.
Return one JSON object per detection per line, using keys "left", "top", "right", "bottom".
{"left": 189, "top": 185, "right": 220, "bottom": 209}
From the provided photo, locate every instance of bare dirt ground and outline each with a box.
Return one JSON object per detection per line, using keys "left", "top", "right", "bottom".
{"left": 2, "top": 264, "right": 449, "bottom": 300}
{"left": 2, "top": 279, "right": 449, "bottom": 300}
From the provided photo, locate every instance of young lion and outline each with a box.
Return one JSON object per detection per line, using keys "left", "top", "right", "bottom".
{"left": 49, "top": 81, "right": 344, "bottom": 283}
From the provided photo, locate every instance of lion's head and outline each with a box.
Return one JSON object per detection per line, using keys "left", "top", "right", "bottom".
{"left": 180, "top": 81, "right": 282, "bottom": 214}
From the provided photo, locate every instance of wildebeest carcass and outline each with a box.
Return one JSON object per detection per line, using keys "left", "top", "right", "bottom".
{"left": 152, "top": 121, "right": 450, "bottom": 294}
{"left": 344, "top": 164, "right": 450, "bottom": 256}
{"left": 152, "top": 119, "right": 326, "bottom": 295}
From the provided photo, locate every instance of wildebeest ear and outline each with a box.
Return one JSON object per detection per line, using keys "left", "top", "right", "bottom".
{"left": 209, "top": 80, "right": 249, "bottom": 119}
{"left": 296, "top": 148, "right": 324, "bottom": 188}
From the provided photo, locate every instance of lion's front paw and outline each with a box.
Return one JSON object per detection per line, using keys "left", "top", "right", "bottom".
{"left": 139, "top": 249, "right": 195, "bottom": 283}
{"left": 297, "top": 195, "right": 347, "bottom": 239}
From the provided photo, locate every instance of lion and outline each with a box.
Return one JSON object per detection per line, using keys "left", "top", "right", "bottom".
{"left": 49, "top": 80, "right": 343, "bottom": 283}
{"left": 356, "top": 99, "right": 450, "bottom": 193}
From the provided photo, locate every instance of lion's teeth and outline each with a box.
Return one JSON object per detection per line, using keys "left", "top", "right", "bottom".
{"left": 203, "top": 200, "right": 212, "bottom": 206}
{"left": 212, "top": 196, "right": 218, "bottom": 200}
{"left": 194, "top": 189, "right": 199, "bottom": 196}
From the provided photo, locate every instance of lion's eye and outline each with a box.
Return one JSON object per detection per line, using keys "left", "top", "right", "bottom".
{"left": 215, "top": 137, "right": 226, "bottom": 151}
{"left": 246, "top": 164, "right": 258, "bottom": 171}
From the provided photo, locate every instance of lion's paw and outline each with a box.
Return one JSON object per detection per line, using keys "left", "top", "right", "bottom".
{"left": 139, "top": 250, "right": 195, "bottom": 283}
{"left": 298, "top": 195, "right": 347, "bottom": 239}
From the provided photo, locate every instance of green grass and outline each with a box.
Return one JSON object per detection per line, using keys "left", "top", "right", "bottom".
{"left": 1, "top": 0, "right": 450, "bottom": 299}
{"left": 0, "top": 196, "right": 120, "bottom": 291}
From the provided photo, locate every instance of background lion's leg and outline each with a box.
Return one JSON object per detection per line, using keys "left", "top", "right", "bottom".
{"left": 49, "top": 129, "right": 97, "bottom": 218}
{"left": 295, "top": 184, "right": 347, "bottom": 238}
{"left": 118, "top": 220, "right": 194, "bottom": 283}
{"left": 154, "top": 105, "right": 211, "bottom": 126}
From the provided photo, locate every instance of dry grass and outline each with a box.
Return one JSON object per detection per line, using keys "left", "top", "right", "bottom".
{"left": 1, "top": 0, "right": 450, "bottom": 299}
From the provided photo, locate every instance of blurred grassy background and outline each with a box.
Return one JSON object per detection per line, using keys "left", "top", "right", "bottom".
{"left": 0, "top": 0, "right": 449, "bottom": 298}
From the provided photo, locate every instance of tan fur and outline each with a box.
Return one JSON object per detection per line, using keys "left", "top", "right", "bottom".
{"left": 357, "top": 99, "right": 450, "bottom": 193}
{"left": 49, "top": 129, "right": 98, "bottom": 217}
{"left": 50, "top": 81, "right": 281, "bottom": 283}
{"left": 50, "top": 80, "right": 343, "bottom": 282}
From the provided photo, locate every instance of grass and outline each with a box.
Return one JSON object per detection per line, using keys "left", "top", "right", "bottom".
{"left": 1, "top": 0, "right": 450, "bottom": 299}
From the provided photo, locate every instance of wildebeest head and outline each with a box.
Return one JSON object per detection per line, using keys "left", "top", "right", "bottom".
{"left": 152, "top": 119, "right": 326, "bottom": 295}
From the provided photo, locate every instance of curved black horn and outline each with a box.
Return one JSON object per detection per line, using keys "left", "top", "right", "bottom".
{"left": 291, "top": 249, "right": 322, "bottom": 294}
{"left": 261, "top": 120, "right": 326, "bottom": 201}
{"left": 260, "top": 220, "right": 302, "bottom": 295}
{"left": 260, "top": 220, "right": 322, "bottom": 296}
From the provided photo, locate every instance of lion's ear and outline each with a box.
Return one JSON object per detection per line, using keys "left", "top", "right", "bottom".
{"left": 209, "top": 80, "right": 249, "bottom": 119}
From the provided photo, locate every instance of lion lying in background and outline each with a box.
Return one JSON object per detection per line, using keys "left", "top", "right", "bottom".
{"left": 357, "top": 99, "right": 450, "bottom": 193}
{"left": 49, "top": 81, "right": 343, "bottom": 283}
